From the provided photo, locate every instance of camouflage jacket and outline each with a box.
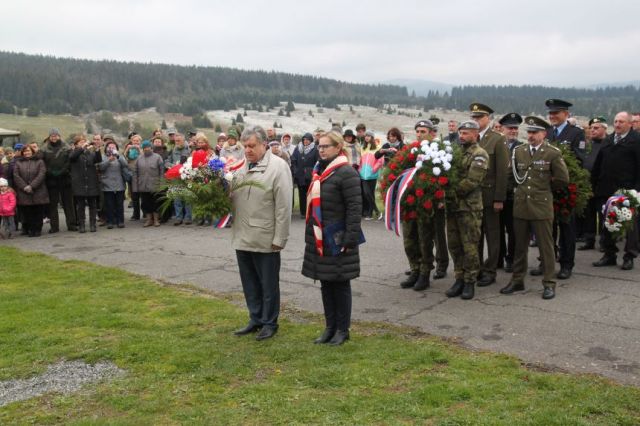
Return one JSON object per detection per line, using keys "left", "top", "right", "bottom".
{"left": 450, "top": 142, "right": 489, "bottom": 212}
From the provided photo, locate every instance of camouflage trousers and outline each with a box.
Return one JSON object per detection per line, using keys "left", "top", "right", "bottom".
{"left": 446, "top": 211, "right": 482, "bottom": 283}
{"left": 402, "top": 217, "right": 435, "bottom": 275}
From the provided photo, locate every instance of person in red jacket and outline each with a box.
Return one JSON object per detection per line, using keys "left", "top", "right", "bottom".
{"left": 0, "top": 177, "right": 17, "bottom": 239}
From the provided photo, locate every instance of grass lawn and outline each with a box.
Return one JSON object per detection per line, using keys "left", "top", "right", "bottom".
{"left": 0, "top": 113, "right": 85, "bottom": 143}
{"left": 0, "top": 246, "right": 638, "bottom": 425}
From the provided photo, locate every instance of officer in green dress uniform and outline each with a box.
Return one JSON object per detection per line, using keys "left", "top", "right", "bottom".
{"left": 469, "top": 103, "right": 509, "bottom": 288}
{"left": 501, "top": 116, "right": 569, "bottom": 300}
{"left": 445, "top": 121, "right": 489, "bottom": 300}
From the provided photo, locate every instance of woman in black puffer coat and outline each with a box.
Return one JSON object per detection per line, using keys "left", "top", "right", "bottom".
{"left": 69, "top": 134, "right": 102, "bottom": 233}
{"left": 302, "top": 130, "right": 362, "bottom": 346}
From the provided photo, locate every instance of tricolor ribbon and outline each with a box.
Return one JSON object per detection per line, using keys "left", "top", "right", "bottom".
{"left": 384, "top": 167, "right": 417, "bottom": 236}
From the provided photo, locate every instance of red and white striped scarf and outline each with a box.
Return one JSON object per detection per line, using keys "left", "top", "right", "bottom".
{"left": 305, "top": 155, "right": 349, "bottom": 256}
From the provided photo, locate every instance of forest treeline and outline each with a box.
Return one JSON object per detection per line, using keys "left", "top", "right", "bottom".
{"left": 0, "top": 51, "right": 638, "bottom": 118}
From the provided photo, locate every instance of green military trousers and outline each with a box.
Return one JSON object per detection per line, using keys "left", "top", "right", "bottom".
{"left": 446, "top": 211, "right": 482, "bottom": 283}
{"left": 512, "top": 218, "right": 556, "bottom": 289}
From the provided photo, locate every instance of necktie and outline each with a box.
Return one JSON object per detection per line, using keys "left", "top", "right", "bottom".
{"left": 531, "top": 147, "right": 536, "bottom": 157}
{"left": 248, "top": 162, "right": 257, "bottom": 170}
{"left": 553, "top": 128, "right": 559, "bottom": 139}
{"left": 614, "top": 135, "right": 620, "bottom": 145}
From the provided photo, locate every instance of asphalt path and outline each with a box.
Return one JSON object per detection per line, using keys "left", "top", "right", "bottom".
{"left": 5, "top": 213, "right": 639, "bottom": 386}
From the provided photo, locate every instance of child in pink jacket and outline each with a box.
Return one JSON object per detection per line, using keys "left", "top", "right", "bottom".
{"left": 0, "top": 177, "right": 17, "bottom": 239}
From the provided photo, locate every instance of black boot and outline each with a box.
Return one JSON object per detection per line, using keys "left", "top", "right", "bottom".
{"left": 592, "top": 255, "right": 616, "bottom": 267}
{"left": 76, "top": 203, "right": 86, "bottom": 233}
{"left": 78, "top": 221, "right": 86, "bottom": 233}
{"left": 500, "top": 281, "right": 525, "bottom": 294}
{"left": 328, "top": 330, "right": 349, "bottom": 346}
{"left": 412, "top": 274, "right": 430, "bottom": 291}
{"left": 400, "top": 271, "right": 419, "bottom": 289}
{"left": 461, "top": 282, "right": 475, "bottom": 300}
{"left": 314, "top": 328, "right": 336, "bottom": 344}
{"left": 445, "top": 279, "right": 464, "bottom": 298}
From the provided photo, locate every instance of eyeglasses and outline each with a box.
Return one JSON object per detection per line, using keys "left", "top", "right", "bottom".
{"left": 317, "top": 144, "right": 335, "bottom": 150}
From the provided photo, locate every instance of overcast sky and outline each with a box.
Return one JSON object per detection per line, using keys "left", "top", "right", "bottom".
{"left": 3, "top": 0, "right": 640, "bottom": 87}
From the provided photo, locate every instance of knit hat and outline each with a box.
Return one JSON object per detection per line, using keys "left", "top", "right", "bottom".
{"left": 141, "top": 140, "right": 152, "bottom": 149}
{"left": 302, "top": 132, "right": 313, "bottom": 142}
{"left": 365, "top": 130, "right": 375, "bottom": 138}
{"left": 49, "top": 128, "right": 61, "bottom": 136}
{"left": 227, "top": 129, "right": 239, "bottom": 140}
{"left": 0, "top": 178, "right": 8, "bottom": 187}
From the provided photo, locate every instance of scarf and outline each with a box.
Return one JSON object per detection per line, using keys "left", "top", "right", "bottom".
{"left": 297, "top": 141, "right": 315, "bottom": 156}
{"left": 305, "top": 154, "right": 349, "bottom": 256}
{"left": 345, "top": 141, "right": 361, "bottom": 166}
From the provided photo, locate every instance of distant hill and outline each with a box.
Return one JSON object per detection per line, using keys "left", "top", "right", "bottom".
{"left": 0, "top": 51, "right": 410, "bottom": 115}
{"left": 382, "top": 78, "right": 454, "bottom": 97}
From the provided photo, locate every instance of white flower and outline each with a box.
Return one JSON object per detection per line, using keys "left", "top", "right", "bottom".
{"left": 432, "top": 157, "right": 441, "bottom": 164}
{"left": 438, "top": 150, "right": 446, "bottom": 157}
{"left": 443, "top": 162, "right": 451, "bottom": 171}
{"left": 224, "top": 172, "right": 234, "bottom": 182}
{"left": 445, "top": 153, "right": 453, "bottom": 162}
{"left": 411, "top": 147, "right": 418, "bottom": 154}
{"left": 445, "top": 146, "right": 453, "bottom": 154}
{"left": 623, "top": 199, "right": 630, "bottom": 207}
{"left": 415, "top": 161, "right": 424, "bottom": 169}
{"left": 443, "top": 140, "right": 451, "bottom": 146}
{"left": 432, "top": 167, "right": 441, "bottom": 176}
{"left": 430, "top": 142, "right": 439, "bottom": 151}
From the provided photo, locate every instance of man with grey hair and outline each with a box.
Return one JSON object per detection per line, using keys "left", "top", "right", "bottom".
{"left": 592, "top": 111, "right": 640, "bottom": 271}
{"left": 165, "top": 133, "right": 192, "bottom": 225}
{"left": 231, "top": 126, "right": 293, "bottom": 341}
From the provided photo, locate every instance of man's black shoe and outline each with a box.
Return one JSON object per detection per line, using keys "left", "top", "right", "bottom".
{"left": 621, "top": 258, "right": 634, "bottom": 271}
{"left": 413, "top": 274, "right": 430, "bottom": 291}
{"left": 255, "top": 327, "right": 278, "bottom": 341}
{"left": 445, "top": 279, "right": 464, "bottom": 298}
{"left": 542, "top": 287, "right": 555, "bottom": 300}
{"left": 328, "top": 330, "right": 349, "bottom": 346}
{"left": 460, "top": 282, "right": 475, "bottom": 300}
{"left": 400, "top": 271, "right": 419, "bottom": 288}
{"left": 477, "top": 273, "right": 495, "bottom": 287}
{"left": 433, "top": 269, "right": 447, "bottom": 279}
{"left": 557, "top": 267, "right": 572, "bottom": 280}
{"left": 233, "top": 324, "right": 260, "bottom": 336}
{"left": 529, "top": 265, "right": 543, "bottom": 276}
{"left": 592, "top": 256, "right": 616, "bottom": 267}
{"left": 314, "top": 328, "right": 336, "bottom": 344}
{"left": 500, "top": 282, "right": 525, "bottom": 294}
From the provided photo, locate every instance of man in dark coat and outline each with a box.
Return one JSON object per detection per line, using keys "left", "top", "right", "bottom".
{"left": 290, "top": 133, "right": 318, "bottom": 218}
{"left": 41, "top": 128, "right": 77, "bottom": 232}
{"left": 592, "top": 112, "right": 640, "bottom": 270}
{"left": 544, "top": 99, "right": 587, "bottom": 279}
{"left": 69, "top": 135, "right": 102, "bottom": 233}
{"left": 579, "top": 117, "right": 609, "bottom": 251}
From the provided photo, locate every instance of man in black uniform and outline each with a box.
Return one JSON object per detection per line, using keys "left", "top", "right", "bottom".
{"left": 578, "top": 117, "right": 609, "bottom": 251}
{"left": 498, "top": 113, "right": 524, "bottom": 272}
{"left": 544, "top": 99, "right": 586, "bottom": 280}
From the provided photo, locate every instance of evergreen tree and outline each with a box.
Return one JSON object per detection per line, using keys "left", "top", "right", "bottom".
{"left": 235, "top": 113, "right": 244, "bottom": 123}
{"left": 285, "top": 100, "right": 295, "bottom": 112}
{"left": 161, "top": 119, "right": 167, "bottom": 130}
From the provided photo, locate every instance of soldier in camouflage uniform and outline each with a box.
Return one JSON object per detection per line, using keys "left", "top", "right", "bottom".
{"left": 400, "top": 120, "right": 439, "bottom": 291}
{"left": 501, "top": 116, "right": 569, "bottom": 300}
{"left": 445, "top": 121, "right": 489, "bottom": 300}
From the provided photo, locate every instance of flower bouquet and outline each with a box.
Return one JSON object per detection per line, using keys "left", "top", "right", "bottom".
{"left": 552, "top": 143, "right": 592, "bottom": 222}
{"left": 160, "top": 151, "right": 253, "bottom": 224}
{"left": 380, "top": 139, "right": 459, "bottom": 235}
{"left": 602, "top": 189, "right": 640, "bottom": 240}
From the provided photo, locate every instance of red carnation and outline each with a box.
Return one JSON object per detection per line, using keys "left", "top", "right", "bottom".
{"left": 407, "top": 211, "right": 418, "bottom": 220}
{"left": 415, "top": 188, "right": 425, "bottom": 198}
{"left": 397, "top": 155, "right": 405, "bottom": 162}
{"left": 408, "top": 153, "right": 416, "bottom": 161}
{"left": 434, "top": 189, "right": 445, "bottom": 199}
{"left": 418, "top": 173, "right": 428, "bottom": 181}
{"left": 410, "top": 141, "right": 420, "bottom": 149}
{"left": 568, "top": 184, "right": 577, "bottom": 192}
{"left": 438, "top": 176, "right": 449, "bottom": 185}
{"left": 618, "top": 197, "right": 626, "bottom": 204}
{"left": 389, "top": 163, "right": 398, "bottom": 171}
{"left": 406, "top": 195, "right": 416, "bottom": 205}
{"left": 559, "top": 198, "right": 567, "bottom": 204}
{"left": 608, "top": 211, "right": 617, "bottom": 218}
{"left": 389, "top": 173, "right": 397, "bottom": 181}
{"left": 569, "top": 194, "right": 577, "bottom": 201}
{"left": 430, "top": 177, "right": 437, "bottom": 183}
{"left": 568, "top": 200, "right": 576, "bottom": 207}
{"left": 423, "top": 199, "right": 433, "bottom": 210}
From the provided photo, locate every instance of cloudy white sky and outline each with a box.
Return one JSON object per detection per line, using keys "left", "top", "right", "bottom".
{"left": 3, "top": 0, "right": 640, "bottom": 87}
